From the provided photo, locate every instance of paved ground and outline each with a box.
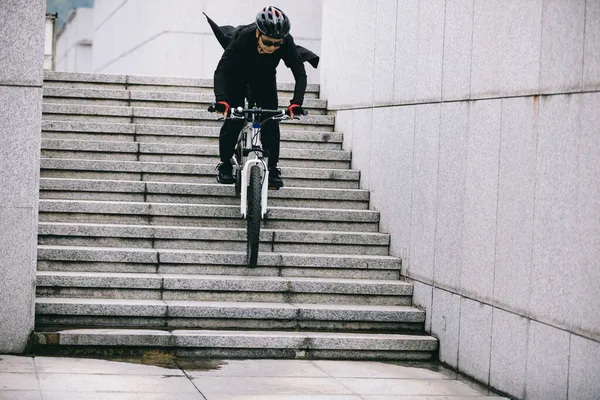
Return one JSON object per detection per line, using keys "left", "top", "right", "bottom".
{"left": 0, "top": 355, "right": 508, "bottom": 399}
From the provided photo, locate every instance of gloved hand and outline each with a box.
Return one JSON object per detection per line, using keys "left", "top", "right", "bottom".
{"left": 286, "top": 104, "right": 306, "bottom": 119}
{"left": 213, "top": 101, "right": 231, "bottom": 118}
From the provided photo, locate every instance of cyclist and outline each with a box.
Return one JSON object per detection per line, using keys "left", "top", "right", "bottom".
{"left": 212, "top": 5, "right": 307, "bottom": 189}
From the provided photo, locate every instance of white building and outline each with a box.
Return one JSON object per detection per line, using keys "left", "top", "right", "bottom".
{"left": 55, "top": 0, "right": 323, "bottom": 83}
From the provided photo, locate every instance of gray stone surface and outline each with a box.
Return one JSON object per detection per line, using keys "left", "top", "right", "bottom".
{"left": 55, "top": 329, "right": 173, "bottom": 347}
{"left": 36, "top": 298, "right": 167, "bottom": 317}
{"left": 289, "top": 277, "right": 411, "bottom": 296}
{"left": 540, "top": 0, "right": 586, "bottom": 93}
{"left": 571, "top": 93, "right": 600, "bottom": 341}
{"left": 166, "top": 301, "right": 298, "bottom": 320}
{"left": 494, "top": 97, "right": 536, "bottom": 314}
{"left": 298, "top": 304, "right": 424, "bottom": 323}
{"left": 42, "top": 120, "right": 135, "bottom": 134}
{"left": 410, "top": 280, "right": 432, "bottom": 332}
{"left": 0, "top": 87, "right": 42, "bottom": 207}
{"left": 45, "top": 71, "right": 127, "bottom": 84}
{"left": 498, "top": 0, "right": 542, "bottom": 96}
{"left": 43, "top": 87, "right": 130, "bottom": 100}
{"left": 568, "top": 334, "right": 600, "bottom": 400}
{"left": 350, "top": 109, "right": 373, "bottom": 189}
{"left": 372, "top": 0, "right": 397, "bottom": 106}
{"left": 307, "top": 332, "right": 437, "bottom": 351}
{"left": 163, "top": 275, "right": 286, "bottom": 292}
{"left": 460, "top": 99, "right": 501, "bottom": 302}
{"left": 174, "top": 330, "right": 306, "bottom": 349}
{"left": 371, "top": 106, "right": 415, "bottom": 262}
{"left": 525, "top": 321, "right": 570, "bottom": 400}
{"left": 431, "top": 288, "right": 461, "bottom": 368}
{"left": 416, "top": 0, "right": 445, "bottom": 103}
{"left": 43, "top": 103, "right": 133, "bottom": 117}
{"left": 273, "top": 230, "right": 388, "bottom": 245}
{"left": 458, "top": 297, "right": 493, "bottom": 385}
{"left": 530, "top": 95, "right": 580, "bottom": 329}
{"left": 336, "top": 109, "right": 354, "bottom": 152}
{"left": 489, "top": 308, "right": 528, "bottom": 399}
{"left": 407, "top": 104, "right": 440, "bottom": 283}
{"left": 43, "top": 139, "right": 138, "bottom": 153}
{"left": 37, "top": 271, "right": 162, "bottom": 289}
{"left": 37, "top": 245, "right": 158, "bottom": 263}
{"left": 434, "top": 102, "right": 468, "bottom": 292}
{"left": 442, "top": 0, "right": 474, "bottom": 101}
{"left": 0, "top": 208, "right": 36, "bottom": 353}
{"left": 470, "top": 1, "right": 503, "bottom": 98}
{"left": 393, "top": 0, "right": 419, "bottom": 103}
{"left": 0, "top": 0, "right": 44, "bottom": 86}
{"left": 40, "top": 178, "right": 145, "bottom": 193}
{"left": 584, "top": 0, "right": 600, "bottom": 90}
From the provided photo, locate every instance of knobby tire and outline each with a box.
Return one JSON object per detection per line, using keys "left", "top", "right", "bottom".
{"left": 246, "top": 165, "right": 262, "bottom": 267}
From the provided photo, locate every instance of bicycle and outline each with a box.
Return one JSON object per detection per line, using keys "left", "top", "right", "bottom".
{"left": 208, "top": 104, "right": 307, "bottom": 267}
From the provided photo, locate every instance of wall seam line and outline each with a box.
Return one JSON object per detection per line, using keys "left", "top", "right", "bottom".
{"left": 94, "top": 0, "right": 128, "bottom": 33}
{"left": 406, "top": 106, "right": 418, "bottom": 279}
{"left": 566, "top": 334, "right": 573, "bottom": 399}
{"left": 325, "top": 88, "right": 600, "bottom": 111}
{"left": 406, "top": 276, "right": 597, "bottom": 344}
{"left": 487, "top": 98, "right": 504, "bottom": 387}
{"left": 392, "top": 0, "right": 400, "bottom": 100}
{"left": 468, "top": 0, "right": 475, "bottom": 98}
{"left": 581, "top": 0, "right": 588, "bottom": 90}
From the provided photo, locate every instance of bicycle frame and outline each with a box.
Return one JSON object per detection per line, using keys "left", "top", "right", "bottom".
{"left": 209, "top": 103, "right": 306, "bottom": 268}
{"left": 228, "top": 107, "right": 288, "bottom": 219}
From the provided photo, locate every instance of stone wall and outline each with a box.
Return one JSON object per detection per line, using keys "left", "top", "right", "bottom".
{"left": 0, "top": 0, "right": 44, "bottom": 353}
{"left": 320, "top": 1, "right": 600, "bottom": 399}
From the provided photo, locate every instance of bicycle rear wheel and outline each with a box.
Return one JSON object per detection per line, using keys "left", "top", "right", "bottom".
{"left": 246, "top": 164, "right": 262, "bottom": 267}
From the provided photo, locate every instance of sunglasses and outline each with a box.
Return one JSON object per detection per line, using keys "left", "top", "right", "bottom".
{"left": 260, "top": 36, "right": 283, "bottom": 48}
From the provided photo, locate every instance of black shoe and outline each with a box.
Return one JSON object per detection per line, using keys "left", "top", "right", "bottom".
{"left": 217, "top": 162, "right": 235, "bottom": 184}
{"left": 268, "top": 166, "right": 284, "bottom": 189}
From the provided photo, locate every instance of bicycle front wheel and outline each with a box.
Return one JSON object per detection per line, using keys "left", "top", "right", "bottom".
{"left": 246, "top": 164, "right": 262, "bottom": 267}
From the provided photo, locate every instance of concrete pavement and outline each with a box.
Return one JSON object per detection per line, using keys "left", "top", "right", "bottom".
{"left": 0, "top": 355, "right": 508, "bottom": 399}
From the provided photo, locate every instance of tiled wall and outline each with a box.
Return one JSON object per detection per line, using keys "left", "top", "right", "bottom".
{"left": 321, "top": 1, "right": 600, "bottom": 399}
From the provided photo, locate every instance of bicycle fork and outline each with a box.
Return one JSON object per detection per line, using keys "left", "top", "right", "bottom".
{"left": 240, "top": 158, "right": 269, "bottom": 219}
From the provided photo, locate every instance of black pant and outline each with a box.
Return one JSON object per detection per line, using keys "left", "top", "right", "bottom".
{"left": 219, "top": 75, "right": 281, "bottom": 168}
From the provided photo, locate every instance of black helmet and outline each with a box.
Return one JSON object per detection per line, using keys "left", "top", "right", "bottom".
{"left": 255, "top": 5, "right": 290, "bottom": 39}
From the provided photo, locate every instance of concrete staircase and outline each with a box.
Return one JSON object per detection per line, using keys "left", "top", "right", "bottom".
{"left": 32, "top": 71, "right": 438, "bottom": 360}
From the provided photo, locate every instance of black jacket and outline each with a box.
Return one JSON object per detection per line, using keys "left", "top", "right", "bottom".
{"left": 205, "top": 14, "right": 317, "bottom": 106}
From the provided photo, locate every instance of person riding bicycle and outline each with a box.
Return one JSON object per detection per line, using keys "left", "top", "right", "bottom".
{"left": 212, "top": 5, "right": 307, "bottom": 189}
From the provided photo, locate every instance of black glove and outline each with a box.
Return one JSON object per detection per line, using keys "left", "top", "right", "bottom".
{"left": 286, "top": 104, "right": 306, "bottom": 118}
{"left": 211, "top": 101, "right": 230, "bottom": 116}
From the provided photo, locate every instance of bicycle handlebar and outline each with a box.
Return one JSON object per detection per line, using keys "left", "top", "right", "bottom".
{"left": 207, "top": 104, "right": 308, "bottom": 120}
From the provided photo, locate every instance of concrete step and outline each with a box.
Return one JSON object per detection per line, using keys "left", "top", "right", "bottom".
{"left": 39, "top": 179, "right": 370, "bottom": 209}
{"left": 40, "top": 158, "right": 360, "bottom": 189}
{"left": 42, "top": 103, "right": 334, "bottom": 131}
{"left": 40, "top": 139, "right": 351, "bottom": 169}
{"left": 42, "top": 120, "right": 343, "bottom": 150}
{"left": 31, "top": 329, "right": 438, "bottom": 361}
{"left": 38, "top": 223, "right": 390, "bottom": 255}
{"left": 43, "top": 87, "right": 329, "bottom": 115}
{"left": 35, "top": 297, "right": 425, "bottom": 332}
{"left": 36, "top": 272, "right": 412, "bottom": 306}
{"left": 44, "top": 71, "right": 321, "bottom": 98}
{"left": 38, "top": 199, "right": 380, "bottom": 232}
{"left": 37, "top": 246, "right": 403, "bottom": 280}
